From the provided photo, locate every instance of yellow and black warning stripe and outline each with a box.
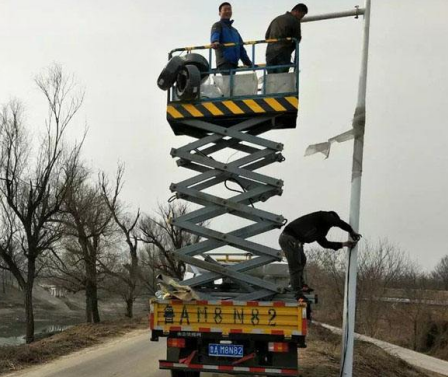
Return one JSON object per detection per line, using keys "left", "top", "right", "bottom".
{"left": 167, "top": 96, "right": 298, "bottom": 120}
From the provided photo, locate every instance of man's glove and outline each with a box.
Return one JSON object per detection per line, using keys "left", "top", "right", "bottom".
{"left": 351, "top": 232, "right": 362, "bottom": 242}
{"left": 342, "top": 240, "right": 358, "bottom": 249}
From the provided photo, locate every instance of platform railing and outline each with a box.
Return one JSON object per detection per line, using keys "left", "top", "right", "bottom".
{"left": 167, "top": 38, "right": 300, "bottom": 103}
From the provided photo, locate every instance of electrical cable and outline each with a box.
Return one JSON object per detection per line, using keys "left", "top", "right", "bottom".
{"left": 224, "top": 179, "right": 244, "bottom": 195}
{"left": 224, "top": 178, "right": 255, "bottom": 209}
{"left": 194, "top": 148, "right": 214, "bottom": 160}
{"left": 193, "top": 147, "right": 258, "bottom": 210}
{"left": 193, "top": 148, "right": 256, "bottom": 209}
{"left": 226, "top": 149, "right": 241, "bottom": 164}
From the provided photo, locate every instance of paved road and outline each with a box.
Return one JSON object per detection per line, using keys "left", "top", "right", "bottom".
{"left": 5, "top": 330, "right": 167, "bottom": 377}
{"left": 320, "top": 323, "right": 448, "bottom": 376}
{"left": 6, "top": 325, "right": 448, "bottom": 377}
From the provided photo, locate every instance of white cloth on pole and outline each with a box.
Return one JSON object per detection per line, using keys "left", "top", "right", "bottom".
{"left": 304, "top": 106, "right": 366, "bottom": 159}
{"left": 305, "top": 128, "right": 355, "bottom": 158}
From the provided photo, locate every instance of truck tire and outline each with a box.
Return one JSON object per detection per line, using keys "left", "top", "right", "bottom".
{"left": 175, "top": 65, "right": 201, "bottom": 101}
{"left": 157, "top": 56, "right": 184, "bottom": 91}
{"left": 183, "top": 53, "right": 210, "bottom": 83}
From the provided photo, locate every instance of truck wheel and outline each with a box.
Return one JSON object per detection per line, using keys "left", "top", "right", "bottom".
{"left": 157, "top": 56, "right": 184, "bottom": 91}
{"left": 175, "top": 65, "right": 201, "bottom": 101}
{"left": 183, "top": 53, "right": 210, "bottom": 83}
{"left": 171, "top": 371, "right": 200, "bottom": 377}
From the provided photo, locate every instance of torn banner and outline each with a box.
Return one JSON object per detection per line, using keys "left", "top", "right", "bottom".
{"left": 305, "top": 129, "right": 355, "bottom": 159}
{"left": 305, "top": 107, "right": 366, "bottom": 158}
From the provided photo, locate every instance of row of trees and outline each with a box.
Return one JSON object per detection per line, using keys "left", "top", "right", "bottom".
{"left": 307, "top": 241, "right": 448, "bottom": 356}
{"left": 1, "top": 65, "right": 447, "bottom": 349}
{"left": 433, "top": 255, "right": 448, "bottom": 290}
{"left": 0, "top": 65, "right": 194, "bottom": 343}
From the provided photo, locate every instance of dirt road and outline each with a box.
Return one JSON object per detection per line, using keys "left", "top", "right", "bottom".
{"left": 4, "top": 330, "right": 164, "bottom": 377}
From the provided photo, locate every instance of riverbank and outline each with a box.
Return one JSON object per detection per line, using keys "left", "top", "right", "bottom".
{"left": 0, "top": 317, "right": 147, "bottom": 375}
{"left": 0, "top": 285, "right": 150, "bottom": 346}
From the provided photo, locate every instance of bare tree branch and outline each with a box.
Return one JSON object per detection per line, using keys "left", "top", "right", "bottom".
{"left": 0, "top": 64, "right": 84, "bottom": 343}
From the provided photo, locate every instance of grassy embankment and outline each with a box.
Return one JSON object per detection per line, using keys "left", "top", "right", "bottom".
{"left": 0, "top": 317, "right": 147, "bottom": 375}
{"left": 0, "top": 318, "right": 440, "bottom": 377}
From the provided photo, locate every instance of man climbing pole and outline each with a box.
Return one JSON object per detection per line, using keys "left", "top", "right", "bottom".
{"left": 279, "top": 211, "right": 361, "bottom": 299}
{"left": 210, "top": 2, "right": 253, "bottom": 75}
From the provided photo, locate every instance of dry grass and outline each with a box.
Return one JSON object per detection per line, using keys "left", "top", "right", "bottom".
{"left": 300, "top": 324, "right": 432, "bottom": 377}
{"left": 0, "top": 316, "right": 147, "bottom": 375}
{"left": 0, "top": 319, "right": 436, "bottom": 377}
{"left": 312, "top": 292, "right": 448, "bottom": 362}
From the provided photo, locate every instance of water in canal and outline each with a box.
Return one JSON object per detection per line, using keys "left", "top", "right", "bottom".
{"left": 0, "top": 320, "right": 83, "bottom": 346}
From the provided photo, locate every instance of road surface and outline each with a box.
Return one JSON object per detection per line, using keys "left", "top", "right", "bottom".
{"left": 5, "top": 325, "right": 448, "bottom": 377}
{"left": 4, "top": 330, "right": 167, "bottom": 377}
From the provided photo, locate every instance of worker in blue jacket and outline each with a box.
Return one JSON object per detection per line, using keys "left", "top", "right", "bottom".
{"left": 211, "top": 2, "right": 253, "bottom": 75}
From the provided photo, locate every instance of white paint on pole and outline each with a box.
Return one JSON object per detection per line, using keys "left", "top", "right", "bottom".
{"left": 340, "top": 1, "right": 372, "bottom": 377}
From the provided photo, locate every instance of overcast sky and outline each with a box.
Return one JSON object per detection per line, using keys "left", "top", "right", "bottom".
{"left": 1, "top": 0, "right": 447, "bottom": 270}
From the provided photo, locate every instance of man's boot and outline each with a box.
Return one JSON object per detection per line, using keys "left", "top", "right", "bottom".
{"left": 302, "top": 284, "right": 314, "bottom": 293}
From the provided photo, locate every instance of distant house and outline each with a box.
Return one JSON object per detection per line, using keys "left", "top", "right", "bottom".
{"left": 39, "top": 283, "right": 66, "bottom": 298}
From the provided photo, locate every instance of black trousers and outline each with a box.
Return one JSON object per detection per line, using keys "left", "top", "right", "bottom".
{"left": 279, "top": 233, "right": 307, "bottom": 293}
{"left": 266, "top": 52, "right": 292, "bottom": 74}
{"left": 217, "top": 62, "right": 238, "bottom": 76}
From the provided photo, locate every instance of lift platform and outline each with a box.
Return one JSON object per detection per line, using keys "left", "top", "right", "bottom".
{"left": 164, "top": 39, "right": 302, "bottom": 301}
{"left": 166, "top": 39, "right": 299, "bottom": 137}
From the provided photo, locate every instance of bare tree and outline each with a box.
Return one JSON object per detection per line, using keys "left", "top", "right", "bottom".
{"left": 139, "top": 245, "right": 157, "bottom": 295}
{"left": 60, "top": 175, "right": 114, "bottom": 323}
{"left": 356, "top": 240, "right": 413, "bottom": 337}
{"left": 0, "top": 65, "right": 84, "bottom": 343}
{"left": 140, "top": 202, "right": 201, "bottom": 280}
{"left": 44, "top": 238, "right": 88, "bottom": 294}
{"left": 307, "top": 238, "right": 414, "bottom": 334}
{"left": 99, "top": 165, "right": 141, "bottom": 318}
{"left": 399, "top": 267, "right": 429, "bottom": 350}
{"left": 0, "top": 199, "right": 22, "bottom": 293}
{"left": 306, "top": 247, "right": 346, "bottom": 323}
{"left": 432, "top": 255, "right": 448, "bottom": 290}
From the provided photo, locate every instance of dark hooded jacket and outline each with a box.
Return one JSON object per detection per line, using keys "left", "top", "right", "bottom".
{"left": 282, "top": 211, "right": 355, "bottom": 250}
{"left": 265, "top": 12, "right": 302, "bottom": 62}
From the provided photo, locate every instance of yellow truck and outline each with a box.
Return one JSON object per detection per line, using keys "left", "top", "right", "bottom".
{"left": 150, "top": 299, "right": 308, "bottom": 376}
{"left": 152, "top": 38, "right": 312, "bottom": 376}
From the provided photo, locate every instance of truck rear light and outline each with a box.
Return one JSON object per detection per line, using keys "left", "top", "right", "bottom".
{"left": 268, "top": 342, "right": 289, "bottom": 353}
{"left": 149, "top": 313, "right": 154, "bottom": 329}
{"left": 167, "top": 338, "right": 186, "bottom": 348}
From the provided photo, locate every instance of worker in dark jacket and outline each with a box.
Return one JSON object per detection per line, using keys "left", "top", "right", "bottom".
{"left": 211, "top": 2, "right": 253, "bottom": 75}
{"left": 265, "top": 4, "right": 308, "bottom": 73}
{"left": 279, "top": 211, "right": 361, "bottom": 298}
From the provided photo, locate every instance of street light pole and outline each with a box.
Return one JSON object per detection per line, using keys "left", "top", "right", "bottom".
{"left": 340, "top": 1, "right": 372, "bottom": 376}
{"left": 301, "top": 8, "right": 364, "bottom": 23}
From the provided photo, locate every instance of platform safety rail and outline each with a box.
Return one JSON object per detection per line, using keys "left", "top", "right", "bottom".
{"left": 167, "top": 38, "right": 300, "bottom": 103}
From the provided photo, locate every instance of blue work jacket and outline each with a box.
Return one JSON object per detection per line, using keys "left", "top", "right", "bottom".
{"left": 211, "top": 19, "right": 252, "bottom": 67}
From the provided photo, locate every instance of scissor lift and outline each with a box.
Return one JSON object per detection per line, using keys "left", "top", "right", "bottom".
{"left": 167, "top": 39, "right": 300, "bottom": 301}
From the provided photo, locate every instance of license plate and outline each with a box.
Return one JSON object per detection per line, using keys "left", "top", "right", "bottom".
{"left": 208, "top": 344, "right": 243, "bottom": 358}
